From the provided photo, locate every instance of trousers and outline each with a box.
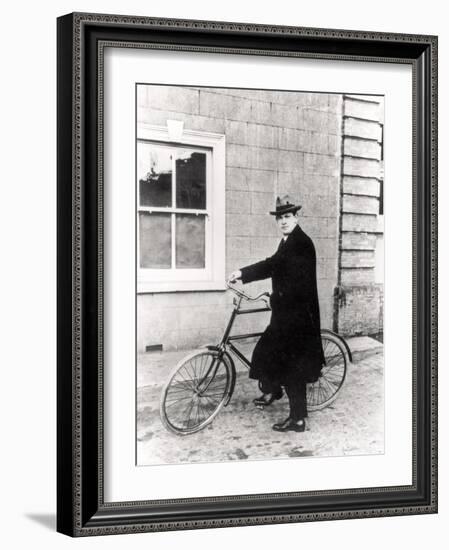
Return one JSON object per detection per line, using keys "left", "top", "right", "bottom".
{"left": 259, "top": 377, "right": 308, "bottom": 421}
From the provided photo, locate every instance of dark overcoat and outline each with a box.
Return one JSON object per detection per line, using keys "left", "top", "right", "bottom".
{"left": 240, "top": 224, "right": 325, "bottom": 388}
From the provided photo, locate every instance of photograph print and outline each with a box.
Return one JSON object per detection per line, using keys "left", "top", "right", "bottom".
{"left": 136, "top": 84, "right": 385, "bottom": 467}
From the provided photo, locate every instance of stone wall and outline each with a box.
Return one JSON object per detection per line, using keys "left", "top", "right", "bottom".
{"left": 137, "top": 85, "right": 343, "bottom": 352}
{"left": 335, "top": 94, "right": 384, "bottom": 336}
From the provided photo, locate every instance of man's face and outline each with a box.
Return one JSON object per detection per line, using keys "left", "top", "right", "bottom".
{"left": 276, "top": 212, "right": 298, "bottom": 236}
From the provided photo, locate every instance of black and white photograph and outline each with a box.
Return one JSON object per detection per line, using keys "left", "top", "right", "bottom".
{"left": 136, "top": 84, "right": 385, "bottom": 466}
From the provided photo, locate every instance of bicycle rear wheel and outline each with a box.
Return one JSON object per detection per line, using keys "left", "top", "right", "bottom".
{"left": 307, "top": 332, "right": 348, "bottom": 411}
{"left": 160, "top": 350, "right": 232, "bottom": 435}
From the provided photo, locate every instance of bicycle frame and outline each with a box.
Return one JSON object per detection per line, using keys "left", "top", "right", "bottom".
{"left": 160, "top": 286, "right": 352, "bottom": 434}
{"left": 218, "top": 294, "right": 271, "bottom": 370}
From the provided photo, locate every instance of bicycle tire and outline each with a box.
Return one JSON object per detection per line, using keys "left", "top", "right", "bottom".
{"left": 160, "top": 349, "right": 232, "bottom": 435}
{"left": 307, "top": 332, "right": 348, "bottom": 411}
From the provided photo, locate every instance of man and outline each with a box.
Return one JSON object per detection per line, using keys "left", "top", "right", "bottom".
{"left": 228, "top": 195, "right": 324, "bottom": 433}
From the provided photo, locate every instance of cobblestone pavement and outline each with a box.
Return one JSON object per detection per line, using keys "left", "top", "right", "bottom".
{"left": 137, "top": 342, "right": 384, "bottom": 466}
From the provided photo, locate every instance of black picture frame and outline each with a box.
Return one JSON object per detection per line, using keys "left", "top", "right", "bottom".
{"left": 57, "top": 12, "right": 438, "bottom": 536}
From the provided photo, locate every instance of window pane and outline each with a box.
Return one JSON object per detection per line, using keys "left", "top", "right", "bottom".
{"left": 176, "top": 150, "right": 206, "bottom": 209}
{"left": 138, "top": 143, "right": 172, "bottom": 207}
{"left": 176, "top": 214, "right": 206, "bottom": 269}
{"left": 139, "top": 212, "right": 171, "bottom": 268}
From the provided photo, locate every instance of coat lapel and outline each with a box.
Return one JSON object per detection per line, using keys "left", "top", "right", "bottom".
{"left": 278, "top": 224, "right": 303, "bottom": 255}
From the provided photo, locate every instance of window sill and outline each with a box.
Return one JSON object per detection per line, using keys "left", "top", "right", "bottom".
{"left": 137, "top": 280, "right": 227, "bottom": 294}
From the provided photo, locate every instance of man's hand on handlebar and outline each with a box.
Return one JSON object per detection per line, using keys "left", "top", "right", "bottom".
{"left": 227, "top": 270, "right": 242, "bottom": 284}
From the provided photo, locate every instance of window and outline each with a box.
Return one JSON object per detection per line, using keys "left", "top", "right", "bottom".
{"left": 137, "top": 123, "right": 225, "bottom": 292}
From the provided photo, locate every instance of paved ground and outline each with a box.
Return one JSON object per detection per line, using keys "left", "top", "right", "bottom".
{"left": 136, "top": 337, "right": 384, "bottom": 466}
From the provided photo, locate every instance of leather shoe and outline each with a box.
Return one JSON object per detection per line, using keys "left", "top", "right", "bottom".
{"left": 272, "top": 417, "right": 306, "bottom": 432}
{"left": 253, "top": 389, "right": 283, "bottom": 408}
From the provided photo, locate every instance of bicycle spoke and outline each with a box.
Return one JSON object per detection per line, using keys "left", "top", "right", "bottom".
{"left": 198, "top": 354, "right": 207, "bottom": 381}
{"left": 161, "top": 352, "right": 231, "bottom": 434}
{"left": 183, "top": 399, "right": 197, "bottom": 429}
{"left": 319, "top": 375, "right": 335, "bottom": 398}
{"left": 165, "top": 396, "right": 194, "bottom": 410}
{"left": 173, "top": 369, "right": 196, "bottom": 390}
{"left": 200, "top": 393, "right": 220, "bottom": 409}
{"left": 183, "top": 360, "right": 197, "bottom": 386}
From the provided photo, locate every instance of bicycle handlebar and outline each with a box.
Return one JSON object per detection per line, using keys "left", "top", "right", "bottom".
{"left": 226, "top": 281, "right": 270, "bottom": 303}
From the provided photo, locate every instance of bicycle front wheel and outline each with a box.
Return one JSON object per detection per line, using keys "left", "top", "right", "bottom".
{"left": 160, "top": 350, "right": 232, "bottom": 435}
{"left": 307, "top": 332, "right": 348, "bottom": 411}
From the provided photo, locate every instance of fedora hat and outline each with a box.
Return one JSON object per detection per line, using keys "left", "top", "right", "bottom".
{"left": 269, "top": 194, "right": 302, "bottom": 216}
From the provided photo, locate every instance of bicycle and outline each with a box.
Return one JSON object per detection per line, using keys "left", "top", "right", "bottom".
{"left": 160, "top": 282, "right": 352, "bottom": 435}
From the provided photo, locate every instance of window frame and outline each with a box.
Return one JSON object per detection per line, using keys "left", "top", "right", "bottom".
{"left": 136, "top": 123, "right": 226, "bottom": 293}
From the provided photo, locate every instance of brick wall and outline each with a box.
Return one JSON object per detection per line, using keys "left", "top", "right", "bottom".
{"left": 137, "top": 85, "right": 343, "bottom": 352}
{"left": 335, "top": 95, "right": 384, "bottom": 336}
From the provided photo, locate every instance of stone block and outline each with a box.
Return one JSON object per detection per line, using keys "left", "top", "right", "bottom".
{"left": 341, "top": 232, "right": 377, "bottom": 250}
{"left": 277, "top": 172, "right": 301, "bottom": 195}
{"left": 225, "top": 120, "right": 249, "bottom": 145}
{"left": 304, "top": 153, "right": 339, "bottom": 176}
{"left": 300, "top": 217, "right": 328, "bottom": 238}
{"left": 301, "top": 193, "right": 336, "bottom": 218}
{"left": 250, "top": 237, "right": 279, "bottom": 257}
{"left": 343, "top": 157, "right": 380, "bottom": 179}
{"left": 221, "top": 88, "right": 266, "bottom": 101}
{"left": 301, "top": 174, "right": 338, "bottom": 197}
{"left": 246, "top": 169, "right": 277, "bottom": 193}
{"left": 342, "top": 176, "right": 380, "bottom": 196}
{"left": 344, "top": 97, "right": 381, "bottom": 121}
{"left": 183, "top": 114, "right": 226, "bottom": 134}
{"left": 303, "top": 109, "right": 329, "bottom": 132}
{"left": 305, "top": 93, "right": 329, "bottom": 110}
{"left": 249, "top": 215, "right": 279, "bottom": 238}
{"left": 137, "top": 107, "right": 188, "bottom": 126}
{"left": 227, "top": 213, "right": 252, "bottom": 236}
{"left": 342, "top": 213, "right": 378, "bottom": 233}
{"left": 328, "top": 134, "right": 340, "bottom": 155}
{"left": 343, "top": 137, "right": 381, "bottom": 160}
{"left": 278, "top": 149, "right": 303, "bottom": 173}
{"left": 247, "top": 124, "right": 278, "bottom": 148}
{"left": 342, "top": 195, "right": 380, "bottom": 215}
{"left": 319, "top": 304, "right": 333, "bottom": 331}
{"left": 176, "top": 305, "right": 225, "bottom": 331}
{"left": 327, "top": 113, "right": 341, "bottom": 135}
{"left": 271, "top": 103, "right": 300, "bottom": 128}
{"left": 340, "top": 268, "right": 375, "bottom": 285}
{"left": 227, "top": 257, "right": 252, "bottom": 275}
{"left": 144, "top": 85, "right": 200, "bottom": 115}
{"left": 250, "top": 192, "right": 275, "bottom": 214}
{"left": 199, "top": 91, "right": 251, "bottom": 121}
{"left": 328, "top": 94, "right": 343, "bottom": 113}
{"left": 341, "top": 250, "right": 375, "bottom": 268}
{"left": 314, "top": 238, "right": 338, "bottom": 259}
{"left": 278, "top": 127, "right": 301, "bottom": 151}
{"left": 300, "top": 131, "right": 328, "bottom": 155}
{"left": 227, "top": 144, "right": 251, "bottom": 168}
{"left": 250, "top": 147, "right": 279, "bottom": 171}
{"left": 249, "top": 100, "right": 272, "bottom": 124}
{"left": 226, "top": 190, "right": 251, "bottom": 214}
{"left": 327, "top": 217, "right": 339, "bottom": 239}
{"left": 335, "top": 284, "right": 383, "bottom": 336}
{"left": 148, "top": 291, "right": 225, "bottom": 309}
{"left": 270, "top": 91, "right": 310, "bottom": 107}
{"left": 226, "top": 167, "right": 248, "bottom": 191}
{"left": 317, "top": 258, "right": 338, "bottom": 280}
{"left": 344, "top": 117, "right": 382, "bottom": 140}
{"left": 227, "top": 236, "right": 252, "bottom": 258}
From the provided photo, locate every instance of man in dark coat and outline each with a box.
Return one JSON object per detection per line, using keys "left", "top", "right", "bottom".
{"left": 228, "top": 195, "right": 324, "bottom": 433}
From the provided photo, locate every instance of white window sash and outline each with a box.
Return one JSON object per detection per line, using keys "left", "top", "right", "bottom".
{"left": 137, "top": 124, "right": 226, "bottom": 293}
